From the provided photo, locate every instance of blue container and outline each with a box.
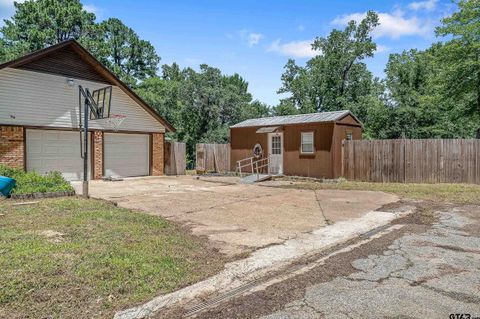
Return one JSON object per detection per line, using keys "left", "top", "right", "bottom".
{"left": 0, "top": 176, "right": 16, "bottom": 197}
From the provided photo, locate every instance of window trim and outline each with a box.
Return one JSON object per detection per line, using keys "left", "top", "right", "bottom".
{"left": 300, "top": 131, "right": 315, "bottom": 154}
{"left": 346, "top": 131, "right": 353, "bottom": 141}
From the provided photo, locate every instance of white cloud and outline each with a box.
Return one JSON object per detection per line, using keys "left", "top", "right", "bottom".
{"left": 83, "top": 4, "right": 98, "bottom": 14}
{"left": 332, "top": 10, "right": 431, "bottom": 39}
{"left": 247, "top": 33, "right": 263, "bottom": 47}
{"left": 375, "top": 45, "right": 390, "bottom": 53}
{"left": 83, "top": 4, "right": 104, "bottom": 19}
{"left": 238, "top": 29, "right": 264, "bottom": 47}
{"left": 267, "top": 39, "right": 317, "bottom": 58}
{"left": 408, "top": 0, "right": 438, "bottom": 11}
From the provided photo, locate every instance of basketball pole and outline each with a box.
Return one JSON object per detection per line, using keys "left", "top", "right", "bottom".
{"left": 82, "top": 89, "right": 90, "bottom": 198}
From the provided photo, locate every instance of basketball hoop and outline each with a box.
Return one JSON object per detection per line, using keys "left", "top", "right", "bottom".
{"left": 77, "top": 84, "right": 114, "bottom": 198}
{"left": 105, "top": 114, "right": 126, "bottom": 131}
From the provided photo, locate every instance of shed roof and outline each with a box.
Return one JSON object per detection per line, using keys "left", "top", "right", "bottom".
{"left": 231, "top": 110, "right": 360, "bottom": 128}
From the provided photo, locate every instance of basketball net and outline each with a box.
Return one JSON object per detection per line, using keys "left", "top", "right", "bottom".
{"left": 105, "top": 114, "right": 126, "bottom": 131}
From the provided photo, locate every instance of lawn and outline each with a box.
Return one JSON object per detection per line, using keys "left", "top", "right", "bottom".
{"left": 0, "top": 198, "right": 227, "bottom": 319}
{"left": 275, "top": 178, "right": 480, "bottom": 204}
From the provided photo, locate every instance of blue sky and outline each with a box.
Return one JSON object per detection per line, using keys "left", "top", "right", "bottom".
{"left": 0, "top": 0, "right": 456, "bottom": 105}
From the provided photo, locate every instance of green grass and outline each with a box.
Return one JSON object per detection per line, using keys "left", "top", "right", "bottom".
{"left": 276, "top": 178, "right": 480, "bottom": 204}
{"left": 0, "top": 165, "right": 74, "bottom": 195}
{"left": 0, "top": 198, "right": 227, "bottom": 318}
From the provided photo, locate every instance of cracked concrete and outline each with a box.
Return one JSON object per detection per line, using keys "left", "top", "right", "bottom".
{"left": 73, "top": 176, "right": 398, "bottom": 256}
{"left": 262, "top": 207, "right": 480, "bottom": 319}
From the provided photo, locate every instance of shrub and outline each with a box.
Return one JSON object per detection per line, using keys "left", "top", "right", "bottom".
{"left": 0, "top": 165, "right": 74, "bottom": 195}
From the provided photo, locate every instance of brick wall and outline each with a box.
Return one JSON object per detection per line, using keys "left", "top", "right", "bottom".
{"left": 0, "top": 126, "right": 24, "bottom": 169}
{"left": 151, "top": 133, "right": 164, "bottom": 176}
{"left": 92, "top": 131, "right": 103, "bottom": 179}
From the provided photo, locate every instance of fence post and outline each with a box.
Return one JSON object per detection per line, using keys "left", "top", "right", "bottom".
{"left": 403, "top": 139, "right": 406, "bottom": 183}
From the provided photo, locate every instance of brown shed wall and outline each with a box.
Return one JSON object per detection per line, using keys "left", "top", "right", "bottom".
{"left": 230, "top": 127, "right": 268, "bottom": 173}
{"left": 230, "top": 115, "right": 363, "bottom": 179}
{"left": 282, "top": 123, "right": 334, "bottom": 178}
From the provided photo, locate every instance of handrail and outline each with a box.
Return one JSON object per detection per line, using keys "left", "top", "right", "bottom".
{"left": 237, "top": 156, "right": 255, "bottom": 164}
{"left": 237, "top": 155, "right": 271, "bottom": 178}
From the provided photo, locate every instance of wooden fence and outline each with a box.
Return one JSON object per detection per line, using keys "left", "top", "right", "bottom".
{"left": 343, "top": 139, "right": 480, "bottom": 184}
{"left": 164, "top": 141, "right": 186, "bottom": 175}
{"left": 196, "top": 143, "right": 231, "bottom": 173}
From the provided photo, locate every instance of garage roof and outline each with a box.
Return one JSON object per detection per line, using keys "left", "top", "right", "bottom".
{"left": 0, "top": 39, "right": 175, "bottom": 132}
{"left": 231, "top": 110, "right": 361, "bottom": 128}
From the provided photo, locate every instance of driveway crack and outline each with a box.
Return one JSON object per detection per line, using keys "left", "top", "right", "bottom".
{"left": 313, "top": 190, "right": 333, "bottom": 225}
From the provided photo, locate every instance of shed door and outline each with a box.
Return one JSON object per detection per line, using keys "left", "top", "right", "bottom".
{"left": 26, "top": 129, "right": 90, "bottom": 181}
{"left": 104, "top": 133, "right": 150, "bottom": 178}
{"left": 268, "top": 132, "right": 283, "bottom": 175}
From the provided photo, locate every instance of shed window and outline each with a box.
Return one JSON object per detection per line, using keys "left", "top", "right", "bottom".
{"left": 346, "top": 132, "right": 353, "bottom": 140}
{"left": 301, "top": 132, "right": 314, "bottom": 154}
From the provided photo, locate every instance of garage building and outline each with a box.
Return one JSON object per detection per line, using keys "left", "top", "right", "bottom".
{"left": 0, "top": 40, "right": 175, "bottom": 181}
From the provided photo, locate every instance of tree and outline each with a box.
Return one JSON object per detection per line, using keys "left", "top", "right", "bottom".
{"left": 0, "top": 2, "right": 159, "bottom": 85}
{"left": 435, "top": 0, "right": 480, "bottom": 132}
{"left": 0, "top": 0, "right": 95, "bottom": 58}
{"left": 135, "top": 63, "right": 265, "bottom": 160}
{"left": 277, "top": 11, "right": 381, "bottom": 123}
{"left": 382, "top": 48, "right": 439, "bottom": 138}
{"left": 238, "top": 100, "right": 271, "bottom": 121}
{"left": 311, "top": 10, "right": 379, "bottom": 111}
{"left": 135, "top": 76, "right": 183, "bottom": 129}
{"left": 83, "top": 18, "right": 160, "bottom": 85}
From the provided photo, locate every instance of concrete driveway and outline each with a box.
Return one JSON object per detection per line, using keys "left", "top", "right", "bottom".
{"left": 75, "top": 176, "right": 398, "bottom": 256}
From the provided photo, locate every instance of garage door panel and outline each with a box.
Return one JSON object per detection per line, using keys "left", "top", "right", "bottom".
{"left": 104, "top": 133, "right": 149, "bottom": 178}
{"left": 26, "top": 129, "right": 90, "bottom": 181}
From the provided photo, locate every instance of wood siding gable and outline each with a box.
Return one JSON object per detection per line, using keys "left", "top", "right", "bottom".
{"left": 17, "top": 46, "right": 112, "bottom": 84}
{"left": 0, "top": 68, "right": 165, "bottom": 133}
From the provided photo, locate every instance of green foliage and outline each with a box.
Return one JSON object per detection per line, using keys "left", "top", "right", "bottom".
{"left": 0, "top": 0, "right": 95, "bottom": 54}
{"left": 277, "top": 11, "right": 380, "bottom": 121}
{"left": 136, "top": 64, "right": 271, "bottom": 160}
{"left": 81, "top": 18, "right": 160, "bottom": 85}
{"left": 0, "top": 0, "right": 159, "bottom": 85}
{"left": 435, "top": 0, "right": 480, "bottom": 127}
{"left": 0, "top": 165, "right": 74, "bottom": 194}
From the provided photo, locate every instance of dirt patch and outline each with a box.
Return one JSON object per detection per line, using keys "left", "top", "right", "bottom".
{"left": 462, "top": 224, "right": 480, "bottom": 237}
{"left": 38, "top": 229, "right": 65, "bottom": 243}
{"left": 390, "top": 201, "right": 443, "bottom": 226}
{"left": 433, "top": 244, "right": 480, "bottom": 254}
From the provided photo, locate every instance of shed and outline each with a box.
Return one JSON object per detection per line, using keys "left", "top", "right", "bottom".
{"left": 230, "top": 110, "right": 362, "bottom": 179}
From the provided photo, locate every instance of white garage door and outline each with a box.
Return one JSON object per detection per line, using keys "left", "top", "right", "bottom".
{"left": 104, "top": 133, "right": 150, "bottom": 178}
{"left": 26, "top": 129, "right": 90, "bottom": 181}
